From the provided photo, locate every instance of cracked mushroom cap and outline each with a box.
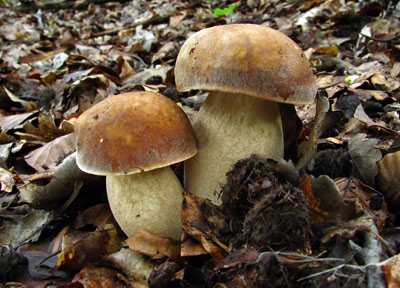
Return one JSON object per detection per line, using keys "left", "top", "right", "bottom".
{"left": 75, "top": 91, "right": 197, "bottom": 176}
{"left": 175, "top": 24, "right": 317, "bottom": 104}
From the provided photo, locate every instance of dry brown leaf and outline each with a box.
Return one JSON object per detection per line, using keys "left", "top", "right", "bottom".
{"left": 371, "top": 72, "right": 394, "bottom": 91}
{"left": 105, "top": 248, "right": 155, "bottom": 284}
{"left": 24, "top": 133, "right": 76, "bottom": 173}
{"left": 0, "top": 209, "right": 54, "bottom": 247}
{"left": 348, "top": 133, "right": 382, "bottom": 187}
{"left": 0, "top": 167, "right": 16, "bottom": 192}
{"left": 311, "top": 175, "right": 356, "bottom": 223}
{"left": 181, "top": 192, "right": 228, "bottom": 263}
{"left": 57, "top": 226, "right": 123, "bottom": 270}
{"left": 118, "top": 57, "right": 136, "bottom": 80}
{"left": 335, "top": 177, "right": 388, "bottom": 231}
{"left": 180, "top": 232, "right": 208, "bottom": 257}
{"left": 169, "top": 11, "right": 186, "bottom": 27}
{"left": 314, "top": 46, "right": 340, "bottom": 55}
{"left": 299, "top": 174, "right": 330, "bottom": 220}
{"left": 382, "top": 254, "right": 400, "bottom": 288}
{"left": 71, "top": 266, "right": 136, "bottom": 288}
{"left": 74, "top": 203, "right": 115, "bottom": 231}
{"left": 22, "top": 112, "right": 69, "bottom": 141}
{"left": 18, "top": 48, "right": 67, "bottom": 64}
{"left": 126, "top": 227, "right": 180, "bottom": 262}
{"left": 320, "top": 216, "right": 375, "bottom": 243}
{"left": 0, "top": 111, "right": 37, "bottom": 131}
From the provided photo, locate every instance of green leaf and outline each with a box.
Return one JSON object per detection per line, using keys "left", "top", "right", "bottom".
{"left": 1, "top": 0, "right": 7, "bottom": 4}
{"left": 213, "top": 4, "right": 236, "bottom": 16}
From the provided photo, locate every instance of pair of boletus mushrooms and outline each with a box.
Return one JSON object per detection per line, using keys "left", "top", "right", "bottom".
{"left": 75, "top": 24, "right": 318, "bottom": 240}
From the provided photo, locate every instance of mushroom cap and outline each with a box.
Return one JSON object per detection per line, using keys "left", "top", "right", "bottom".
{"left": 175, "top": 24, "right": 317, "bottom": 104}
{"left": 75, "top": 91, "right": 197, "bottom": 176}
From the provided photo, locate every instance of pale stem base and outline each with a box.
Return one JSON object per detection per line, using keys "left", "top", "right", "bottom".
{"left": 184, "top": 91, "right": 283, "bottom": 205}
{"left": 106, "top": 167, "right": 183, "bottom": 240}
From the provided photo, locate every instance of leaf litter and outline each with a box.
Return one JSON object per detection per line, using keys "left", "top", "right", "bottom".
{"left": 0, "top": 0, "right": 400, "bottom": 287}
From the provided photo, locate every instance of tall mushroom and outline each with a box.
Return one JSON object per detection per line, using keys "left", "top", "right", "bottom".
{"left": 175, "top": 24, "right": 317, "bottom": 205}
{"left": 75, "top": 91, "right": 197, "bottom": 240}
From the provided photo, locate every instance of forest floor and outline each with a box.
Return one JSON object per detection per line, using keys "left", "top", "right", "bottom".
{"left": 0, "top": 0, "right": 400, "bottom": 287}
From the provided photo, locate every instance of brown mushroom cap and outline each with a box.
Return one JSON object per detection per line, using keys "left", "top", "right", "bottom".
{"left": 175, "top": 24, "right": 317, "bottom": 104}
{"left": 75, "top": 91, "right": 197, "bottom": 176}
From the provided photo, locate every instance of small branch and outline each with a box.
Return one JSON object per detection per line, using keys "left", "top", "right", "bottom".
{"left": 90, "top": 12, "right": 174, "bottom": 38}
{"left": 360, "top": 33, "right": 400, "bottom": 42}
{"left": 15, "top": 0, "right": 130, "bottom": 12}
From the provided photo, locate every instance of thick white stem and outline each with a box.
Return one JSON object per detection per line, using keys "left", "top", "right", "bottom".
{"left": 185, "top": 91, "right": 283, "bottom": 205}
{"left": 106, "top": 167, "right": 183, "bottom": 240}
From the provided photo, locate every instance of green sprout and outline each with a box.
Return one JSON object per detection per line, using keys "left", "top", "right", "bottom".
{"left": 213, "top": 4, "right": 236, "bottom": 16}
{"left": 1, "top": 0, "right": 7, "bottom": 5}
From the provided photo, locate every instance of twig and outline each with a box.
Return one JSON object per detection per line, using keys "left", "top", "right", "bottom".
{"left": 15, "top": 0, "right": 130, "bottom": 12}
{"left": 90, "top": 12, "right": 174, "bottom": 38}
{"left": 360, "top": 33, "right": 400, "bottom": 42}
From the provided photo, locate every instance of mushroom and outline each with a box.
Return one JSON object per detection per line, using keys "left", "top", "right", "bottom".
{"left": 175, "top": 24, "right": 317, "bottom": 205}
{"left": 75, "top": 91, "right": 197, "bottom": 240}
{"left": 377, "top": 151, "right": 400, "bottom": 213}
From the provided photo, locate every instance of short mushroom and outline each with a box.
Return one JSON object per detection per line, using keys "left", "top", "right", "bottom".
{"left": 175, "top": 24, "right": 317, "bottom": 205}
{"left": 75, "top": 91, "right": 197, "bottom": 240}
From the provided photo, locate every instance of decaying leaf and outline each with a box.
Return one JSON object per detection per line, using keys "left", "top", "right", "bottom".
{"left": 19, "top": 152, "right": 98, "bottom": 209}
{"left": 336, "top": 177, "right": 388, "bottom": 231}
{"left": 105, "top": 247, "right": 154, "bottom": 284}
{"left": 0, "top": 210, "right": 54, "bottom": 247}
{"left": 126, "top": 227, "right": 180, "bottom": 262}
{"left": 382, "top": 254, "right": 400, "bottom": 288}
{"left": 56, "top": 225, "right": 122, "bottom": 271}
{"left": 74, "top": 203, "right": 115, "bottom": 231}
{"left": 320, "top": 216, "right": 376, "bottom": 243}
{"left": 181, "top": 191, "right": 228, "bottom": 263}
{"left": 0, "top": 167, "right": 16, "bottom": 192}
{"left": 311, "top": 175, "right": 356, "bottom": 222}
{"left": 70, "top": 266, "right": 135, "bottom": 288}
{"left": 22, "top": 112, "right": 70, "bottom": 141}
{"left": 348, "top": 133, "right": 382, "bottom": 187}
{"left": 24, "top": 133, "right": 76, "bottom": 173}
{"left": 0, "top": 111, "right": 37, "bottom": 131}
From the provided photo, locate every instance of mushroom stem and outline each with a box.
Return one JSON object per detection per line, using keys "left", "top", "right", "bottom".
{"left": 106, "top": 167, "right": 183, "bottom": 240}
{"left": 185, "top": 91, "right": 283, "bottom": 205}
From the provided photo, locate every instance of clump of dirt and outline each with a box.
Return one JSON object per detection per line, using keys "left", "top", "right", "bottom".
{"left": 311, "top": 147, "right": 352, "bottom": 179}
{"left": 220, "top": 155, "right": 310, "bottom": 252}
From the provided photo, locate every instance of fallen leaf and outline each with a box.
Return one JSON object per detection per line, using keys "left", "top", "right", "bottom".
{"left": 371, "top": 72, "right": 394, "bottom": 91}
{"left": 0, "top": 167, "right": 16, "bottom": 192}
{"left": 24, "top": 133, "right": 76, "bottom": 173}
{"left": 382, "top": 254, "right": 400, "bottom": 288}
{"left": 126, "top": 227, "right": 180, "bottom": 262}
{"left": 0, "top": 210, "right": 54, "bottom": 247}
{"left": 70, "top": 266, "right": 134, "bottom": 288}
{"left": 181, "top": 192, "right": 228, "bottom": 263}
{"left": 56, "top": 226, "right": 122, "bottom": 271}
{"left": 320, "top": 216, "right": 376, "bottom": 243}
{"left": 23, "top": 112, "right": 69, "bottom": 141}
{"left": 335, "top": 177, "right": 388, "bottom": 231}
{"left": 74, "top": 203, "right": 115, "bottom": 231}
{"left": 348, "top": 133, "right": 382, "bottom": 186}
{"left": 0, "top": 111, "right": 37, "bottom": 131}
{"left": 105, "top": 247, "right": 154, "bottom": 284}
